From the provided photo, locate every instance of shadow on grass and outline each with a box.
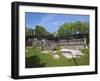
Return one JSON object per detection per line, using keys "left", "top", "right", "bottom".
{"left": 25, "top": 55, "right": 45, "bottom": 68}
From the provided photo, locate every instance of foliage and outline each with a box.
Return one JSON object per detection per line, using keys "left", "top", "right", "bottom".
{"left": 25, "top": 27, "right": 33, "bottom": 36}
{"left": 74, "top": 48, "right": 89, "bottom": 65}
{"left": 57, "top": 21, "right": 89, "bottom": 37}
{"left": 26, "top": 25, "right": 50, "bottom": 38}
{"left": 26, "top": 21, "right": 89, "bottom": 38}
{"left": 34, "top": 25, "right": 50, "bottom": 37}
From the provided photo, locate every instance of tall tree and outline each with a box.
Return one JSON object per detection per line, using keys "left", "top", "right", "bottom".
{"left": 25, "top": 27, "right": 33, "bottom": 36}
{"left": 34, "top": 25, "right": 50, "bottom": 37}
{"left": 57, "top": 21, "right": 89, "bottom": 37}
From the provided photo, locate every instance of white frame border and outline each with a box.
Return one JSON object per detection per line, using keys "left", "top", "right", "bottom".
{"left": 19, "top": 5, "right": 95, "bottom": 76}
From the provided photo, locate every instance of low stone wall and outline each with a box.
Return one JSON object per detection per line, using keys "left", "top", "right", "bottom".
{"left": 38, "top": 44, "right": 85, "bottom": 51}
{"left": 27, "top": 38, "right": 87, "bottom": 51}
{"left": 60, "top": 45, "right": 85, "bottom": 51}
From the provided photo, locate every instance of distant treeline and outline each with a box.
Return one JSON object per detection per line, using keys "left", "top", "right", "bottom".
{"left": 26, "top": 21, "right": 89, "bottom": 38}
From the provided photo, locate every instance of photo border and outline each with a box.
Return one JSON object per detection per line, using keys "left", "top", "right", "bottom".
{"left": 11, "top": 1, "right": 98, "bottom": 79}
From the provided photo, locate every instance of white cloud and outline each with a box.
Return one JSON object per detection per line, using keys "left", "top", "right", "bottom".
{"left": 39, "top": 14, "right": 57, "bottom": 25}
{"left": 38, "top": 14, "right": 66, "bottom": 32}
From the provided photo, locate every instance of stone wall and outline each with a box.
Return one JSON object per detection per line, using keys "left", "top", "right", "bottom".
{"left": 27, "top": 38, "right": 87, "bottom": 50}
{"left": 60, "top": 45, "right": 85, "bottom": 51}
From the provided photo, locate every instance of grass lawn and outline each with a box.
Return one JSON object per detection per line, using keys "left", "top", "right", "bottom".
{"left": 25, "top": 47, "right": 89, "bottom": 68}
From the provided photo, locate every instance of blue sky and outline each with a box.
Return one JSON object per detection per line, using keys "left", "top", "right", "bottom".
{"left": 25, "top": 12, "right": 89, "bottom": 33}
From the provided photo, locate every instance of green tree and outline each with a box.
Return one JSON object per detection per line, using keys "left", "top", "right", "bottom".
{"left": 57, "top": 21, "right": 89, "bottom": 37}
{"left": 57, "top": 23, "right": 72, "bottom": 37}
{"left": 34, "top": 25, "right": 50, "bottom": 37}
{"left": 25, "top": 27, "right": 33, "bottom": 36}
